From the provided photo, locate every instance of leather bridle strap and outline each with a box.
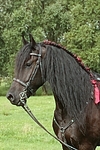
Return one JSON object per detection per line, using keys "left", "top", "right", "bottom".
{"left": 13, "top": 57, "right": 40, "bottom": 96}
{"left": 13, "top": 78, "right": 27, "bottom": 87}
{"left": 13, "top": 44, "right": 43, "bottom": 96}
{"left": 22, "top": 103, "right": 77, "bottom": 150}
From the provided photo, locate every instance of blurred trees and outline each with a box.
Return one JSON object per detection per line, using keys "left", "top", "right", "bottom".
{"left": 0, "top": 0, "right": 100, "bottom": 77}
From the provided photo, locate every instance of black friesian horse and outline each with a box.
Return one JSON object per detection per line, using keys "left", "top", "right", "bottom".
{"left": 7, "top": 34, "right": 100, "bottom": 150}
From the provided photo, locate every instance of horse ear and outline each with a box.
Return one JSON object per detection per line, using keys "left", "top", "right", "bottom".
{"left": 29, "top": 34, "right": 36, "bottom": 48}
{"left": 22, "top": 34, "right": 28, "bottom": 45}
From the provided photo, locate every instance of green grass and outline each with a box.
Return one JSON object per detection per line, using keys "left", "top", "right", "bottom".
{"left": 0, "top": 96, "right": 100, "bottom": 150}
{"left": 0, "top": 96, "right": 62, "bottom": 150}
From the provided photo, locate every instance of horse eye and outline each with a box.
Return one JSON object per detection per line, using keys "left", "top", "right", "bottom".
{"left": 26, "top": 62, "right": 32, "bottom": 67}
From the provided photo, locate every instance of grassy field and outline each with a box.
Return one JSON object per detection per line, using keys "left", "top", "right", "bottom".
{"left": 0, "top": 96, "right": 100, "bottom": 150}
{"left": 0, "top": 96, "right": 62, "bottom": 150}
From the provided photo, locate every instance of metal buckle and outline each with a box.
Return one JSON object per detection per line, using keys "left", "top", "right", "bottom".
{"left": 19, "top": 90, "right": 27, "bottom": 105}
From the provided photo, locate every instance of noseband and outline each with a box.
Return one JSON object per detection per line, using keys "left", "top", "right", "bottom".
{"left": 13, "top": 44, "right": 43, "bottom": 104}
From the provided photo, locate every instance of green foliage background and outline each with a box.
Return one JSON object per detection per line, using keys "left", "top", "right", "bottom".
{"left": 0, "top": 0, "right": 100, "bottom": 78}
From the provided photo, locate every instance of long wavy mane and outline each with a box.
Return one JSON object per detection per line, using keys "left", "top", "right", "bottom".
{"left": 42, "top": 42, "right": 92, "bottom": 121}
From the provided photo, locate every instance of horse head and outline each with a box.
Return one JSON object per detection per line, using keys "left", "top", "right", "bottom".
{"left": 7, "top": 34, "right": 46, "bottom": 106}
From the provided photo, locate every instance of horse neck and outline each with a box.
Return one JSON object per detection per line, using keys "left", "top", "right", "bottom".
{"left": 42, "top": 45, "right": 92, "bottom": 122}
{"left": 53, "top": 93, "right": 70, "bottom": 124}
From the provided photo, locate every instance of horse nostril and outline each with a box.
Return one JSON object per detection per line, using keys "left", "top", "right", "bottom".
{"left": 7, "top": 93, "right": 14, "bottom": 102}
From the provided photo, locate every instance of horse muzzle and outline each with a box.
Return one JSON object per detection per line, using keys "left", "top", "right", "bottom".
{"left": 6, "top": 91, "right": 27, "bottom": 106}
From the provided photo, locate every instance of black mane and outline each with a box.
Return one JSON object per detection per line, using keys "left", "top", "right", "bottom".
{"left": 42, "top": 43, "right": 92, "bottom": 120}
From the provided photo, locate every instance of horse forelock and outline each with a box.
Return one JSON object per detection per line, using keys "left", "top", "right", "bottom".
{"left": 15, "top": 44, "right": 32, "bottom": 74}
{"left": 42, "top": 43, "right": 92, "bottom": 122}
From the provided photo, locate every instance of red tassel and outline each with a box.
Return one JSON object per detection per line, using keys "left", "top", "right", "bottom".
{"left": 91, "top": 80, "right": 100, "bottom": 104}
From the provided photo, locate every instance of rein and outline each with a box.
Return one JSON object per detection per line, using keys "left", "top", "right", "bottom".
{"left": 13, "top": 43, "right": 77, "bottom": 150}
{"left": 21, "top": 102, "right": 77, "bottom": 150}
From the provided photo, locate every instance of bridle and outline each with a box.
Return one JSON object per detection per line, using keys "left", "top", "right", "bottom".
{"left": 13, "top": 43, "right": 77, "bottom": 150}
{"left": 13, "top": 44, "right": 43, "bottom": 104}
